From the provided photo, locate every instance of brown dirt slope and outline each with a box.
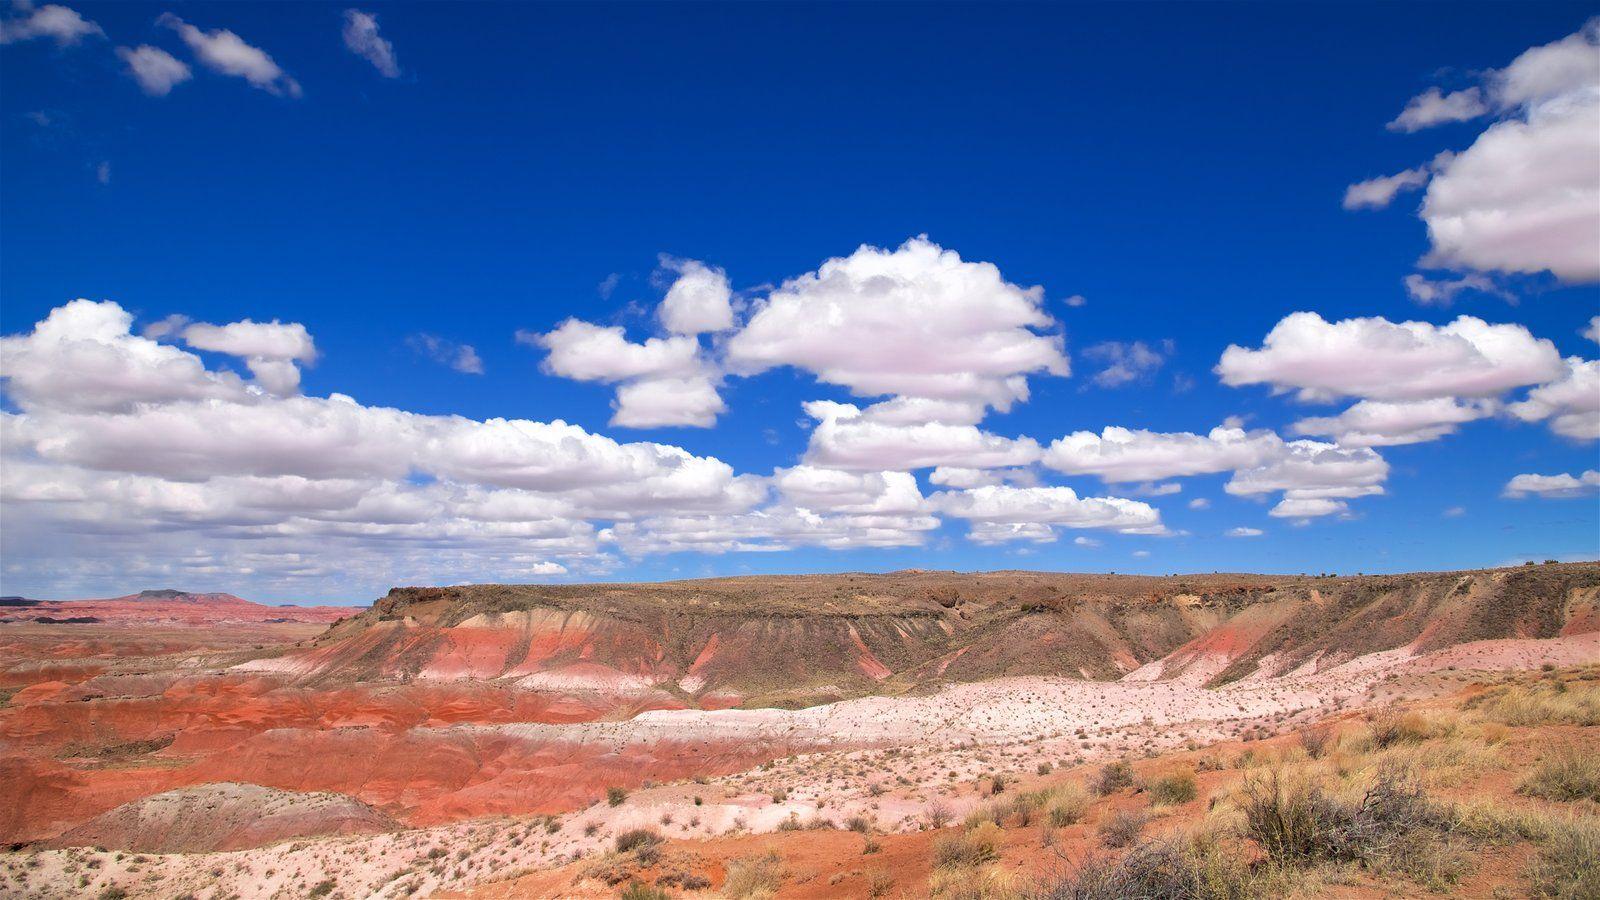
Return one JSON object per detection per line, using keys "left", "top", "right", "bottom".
{"left": 45, "top": 782, "right": 397, "bottom": 853}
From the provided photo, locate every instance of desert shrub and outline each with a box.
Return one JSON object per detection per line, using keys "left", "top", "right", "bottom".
{"left": 1297, "top": 724, "right": 1334, "bottom": 759}
{"left": 1097, "top": 808, "right": 1148, "bottom": 848}
{"left": 606, "top": 786, "right": 629, "bottom": 807}
{"left": 867, "top": 870, "right": 896, "bottom": 898}
{"left": 1239, "top": 768, "right": 1351, "bottom": 864}
{"left": 1092, "top": 760, "right": 1135, "bottom": 796}
{"left": 934, "top": 821, "right": 1004, "bottom": 869}
{"left": 1519, "top": 746, "right": 1600, "bottom": 803}
{"left": 657, "top": 871, "right": 711, "bottom": 890}
{"left": 1148, "top": 768, "right": 1199, "bottom": 806}
{"left": 723, "top": 850, "right": 785, "bottom": 899}
{"left": 308, "top": 880, "right": 336, "bottom": 898}
{"left": 1239, "top": 766, "right": 1457, "bottom": 876}
{"left": 925, "top": 799, "right": 953, "bottom": 829}
{"left": 1046, "top": 785, "right": 1091, "bottom": 827}
{"left": 846, "top": 814, "right": 872, "bottom": 833}
{"left": 586, "top": 854, "right": 641, "bottom": 887}
{"left": 619, "top": 881, "right": 670, "bottom": 900}
{"left": 1038, "top": 762, "right": 1053, "bottom": 776}
{"left": 1528, "top": 816, "right": 1600, "bottom": 899}
{"left": 614, "top": 828, "right": 662, "bottom": 854}
{"left": 1032, "top": 833, "right": 1253, "bottom": 900}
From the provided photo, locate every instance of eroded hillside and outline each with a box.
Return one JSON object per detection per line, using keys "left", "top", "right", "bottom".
{"left": 1, "top": 564, "right": 1595, "bottom": 865}
{"left": 250, "top": 566, "right": 1600, "bottom": 704}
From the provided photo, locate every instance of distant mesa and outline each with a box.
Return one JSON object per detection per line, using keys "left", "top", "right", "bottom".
{"left": 0, "top": 588, "right": 362, "bottom": 626}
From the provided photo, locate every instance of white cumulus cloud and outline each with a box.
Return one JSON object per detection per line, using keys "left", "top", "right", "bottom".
{"left": 160, "top": 13, "right": 302, "bottom": 97}
{"left": 934, "top": 484, "right": 1164, "bottom": 543}
{"left": 1343, "top": 167, "right": 1430, "bottom": 210}
{"left": 1387, "top": 87, "right": 1487, "bottom": 132}
{"left": 117, "top": 45, "right": 191, "bottom": 96}
{"left": 1506, "top": 358, "right": 1600, "bottom": 440}
{"left": 0, "top": 2, "right": 100, "bottom": 45}
{"left": 1217, "top": 312, "right": 1564, "bottom": 403}
{"left": 725, "top": 237, "right": 1069, "bottom": 418}
{"left": 658, "top": 258, "right": 735, "bottom": 335}
{"left": 1374, "top": 20, "right": 1600, "bottom": 284}
{"left": 342, "top": 9, "right": 399, "bottom": 78}
{"left": 1502, "top": 469, "right": 1600, "bottom": 498}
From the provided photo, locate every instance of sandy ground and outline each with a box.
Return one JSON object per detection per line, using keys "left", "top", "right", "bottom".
{"left": 2, "top": 631, "right": 1592, "bottom": 900}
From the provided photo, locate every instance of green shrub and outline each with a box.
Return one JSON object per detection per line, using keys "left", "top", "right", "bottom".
{"left": 606, "top": 786, "right": 629, "bottom": 806}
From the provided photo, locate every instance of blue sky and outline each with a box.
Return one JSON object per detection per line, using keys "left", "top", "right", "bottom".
{"left": 2, "top": 2, "right": 1597, "bottom": 602}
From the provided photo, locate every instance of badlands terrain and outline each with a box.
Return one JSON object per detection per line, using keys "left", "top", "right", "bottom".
{"left": 0, "top": 565, "right": 1596, "bottom": 898}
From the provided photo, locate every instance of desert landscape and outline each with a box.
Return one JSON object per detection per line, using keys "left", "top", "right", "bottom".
{"left": 1, "top": 565, "right": 1595, "bottom": 898}
{"left": 5, "top": 3, "right": 1598, "bottom": 898}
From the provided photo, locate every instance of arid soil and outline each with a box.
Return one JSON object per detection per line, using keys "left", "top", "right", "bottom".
{"left": 0, "top": 564, "right": 1595, "bottom": 898}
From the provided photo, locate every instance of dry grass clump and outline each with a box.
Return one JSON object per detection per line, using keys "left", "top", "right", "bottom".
{"left": 1528, "top": 815, "right": 1600, "bottom": 899}
{"left": 1367, "top": 711, "right": 1436, "bottom": 749}
{"left": 723, "top": 850, "right": 785, "bottom": 899}
{"left": 1045, "top": 784, "right": 1091, "bottom": 827}
{"left": 1146, "top": 768, "right": 1199, "bottom": 806}
{"left": 934, "top": 822, "right": 1004, "bottom": 869}
{"left": 1349, "top": 728, "right": 1500, "bottom": 789}
{"left": 1470, "top": 680, "right": 1600, "bottom": 727}
{"left": 619, "top": 881, "right": 670, "bottom": 900}
{"left": 1097, "top": 808, "right": 1148, "bottom": 849}
{"left": 930, "top": 821, "right": 1015, "bottom": 899}
{"left": 929, "top": 863, "right": 1021, "bottom": 899}
{"left": 1032, "top": 832, "right": 1255, "bottom": 900}
{"left": 1519, "top": 746, "right": 1600, "bottom": 803}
